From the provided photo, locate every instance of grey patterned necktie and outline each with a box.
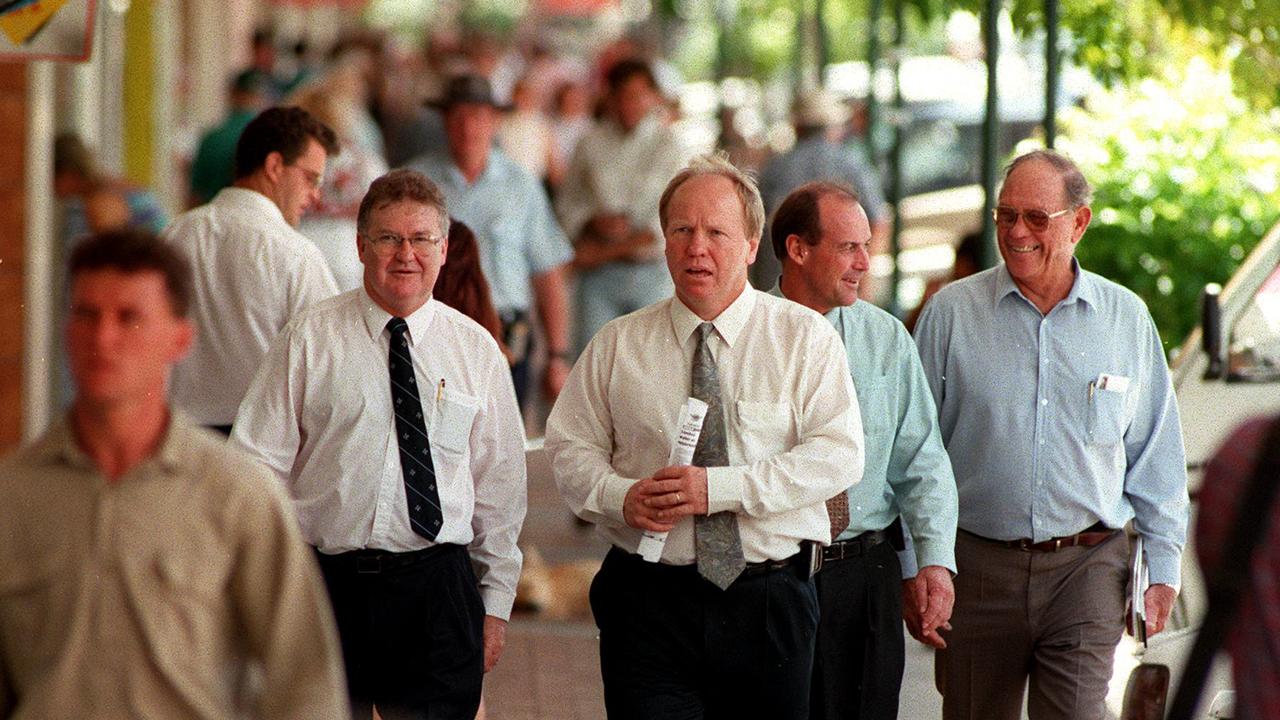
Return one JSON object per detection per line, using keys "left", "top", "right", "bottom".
{"left": 691, "top": 322, "right": 746, "bottom": 590}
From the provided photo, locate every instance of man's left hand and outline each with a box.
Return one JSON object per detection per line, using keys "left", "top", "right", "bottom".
{"left": 643, "top": 465, "right": 709, "bottom": 521}
{"left": 483, "top": 615, "right": 508, "bottom": 673}
{"left": 1144, "top": 583, "right": 1178, "bottom": 637}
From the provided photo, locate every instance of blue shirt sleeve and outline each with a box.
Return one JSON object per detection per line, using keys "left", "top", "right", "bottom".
{"left": 1122, "top": 310, "right": 1189, "bottom": 587}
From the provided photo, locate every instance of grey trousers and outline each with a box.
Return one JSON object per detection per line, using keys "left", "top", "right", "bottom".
{"left": 936, "top": 529, "right": 1129, "bottom": 720}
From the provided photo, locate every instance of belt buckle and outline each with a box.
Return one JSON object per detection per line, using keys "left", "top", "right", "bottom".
{"left": 1016, "top": 538, "right": 1032, "bottom": 552}
{"left": 356, "top": 556, "right": 381, "bottom": 574}
{"left": 1052, "top": 538, "right": 1064, "bottom": 552}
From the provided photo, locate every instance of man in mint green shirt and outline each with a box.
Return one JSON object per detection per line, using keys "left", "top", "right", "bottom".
{"left": 770, "top": 180, "right": 958, "bottom": 720}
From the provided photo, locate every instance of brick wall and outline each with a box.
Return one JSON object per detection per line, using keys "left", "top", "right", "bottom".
{"left": 0, "top": 64, "right": 25, "bottom": 450}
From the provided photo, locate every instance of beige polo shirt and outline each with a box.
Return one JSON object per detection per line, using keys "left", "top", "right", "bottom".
{"left": 0, "top": 412, "right": 347, "bottom": 719}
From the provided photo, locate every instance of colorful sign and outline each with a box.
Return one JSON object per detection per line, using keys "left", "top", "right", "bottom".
{"left": 0, "top": 0, "right": 94, "bottom": 62}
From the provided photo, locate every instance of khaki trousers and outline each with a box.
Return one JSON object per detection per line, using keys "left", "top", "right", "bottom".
{"left": 936, "top": 529, "right": 1129, "bottom": 720}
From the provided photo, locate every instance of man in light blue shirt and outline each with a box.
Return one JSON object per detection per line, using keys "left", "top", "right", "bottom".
{"left": 771, "top": 181, "right": 958, "bottom": 720}
{"left": 407, "top": 74, "right": 574, "bottom": 407}
{"left": 914, "top": 149, "right": 1188, "bottom": 720}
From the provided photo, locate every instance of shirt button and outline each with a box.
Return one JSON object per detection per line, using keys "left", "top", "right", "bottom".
{"left": 1041, "top": 398, "right": 1048, "bottom": 405}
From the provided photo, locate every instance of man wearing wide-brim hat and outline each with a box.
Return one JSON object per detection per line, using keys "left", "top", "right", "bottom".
{"left": 759, "top": 87, "right": 889, "bottom": 299}
{"left": 407, "top": 73, "right": 574, "bottom": 409}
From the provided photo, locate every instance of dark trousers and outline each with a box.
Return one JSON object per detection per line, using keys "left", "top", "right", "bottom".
{"left": 591, "top": 546, "right": 819, "bottom": 720}
{"left": 315, "top": 544, "right": 484, "bottom": 720}
{"left": 810, "top": 539, "right": 905, "bottom": 720}
{"left": 500, "top": 310, "right": 531, "bottom": 410}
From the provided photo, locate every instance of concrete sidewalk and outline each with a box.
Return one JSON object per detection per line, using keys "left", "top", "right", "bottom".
{"left": 483, "top": 619, "right": 606, "bottom": 719}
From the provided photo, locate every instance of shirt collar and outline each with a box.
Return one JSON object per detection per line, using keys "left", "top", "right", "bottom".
{"left": 359, "top": 287, "right": 437, "bottom": 348}
{"left": 37, "top": 409, "right": 191, "bottom": 477}
{"left": 443, "top": 147, "right": 506, "bottom": 189}
{"left": 213, "top": 186, "right": 287, "bottom": 225}
{"left": 993, "top": 258, "right": 1095, "bottom": 312}
{"left": 668, "top": 284, "right": 757, "bottom": 349}
{"left": 608, "top": 110, "right": 663, "bottom": 140}
{"left": 768, "top": 278, "right": 848, "bottom": 322}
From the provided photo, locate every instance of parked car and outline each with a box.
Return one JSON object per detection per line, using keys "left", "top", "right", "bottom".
{"left": 1109, "top": 218, "right": 1280, "bottom": 719}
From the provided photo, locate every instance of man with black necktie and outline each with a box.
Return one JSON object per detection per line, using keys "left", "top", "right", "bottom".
{"left": 232, "top": 169, "right": 526, "bottom": 719}
{"left": 546, "top": 154, "right": 865, "bottom": 719}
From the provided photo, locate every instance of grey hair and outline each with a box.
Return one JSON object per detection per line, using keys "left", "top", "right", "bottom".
{"left": 658, "top": 152, "right": 766, "bottom": 244}
{"left": 1003, "top": 149, "right": 1093, "bottom": 207}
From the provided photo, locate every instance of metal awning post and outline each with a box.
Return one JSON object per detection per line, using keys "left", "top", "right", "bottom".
{"left": 815, "top": 0, "right": 829, "bottom": 74}
{"left": 980, "top": 0, "right": 1001, "bottom": 268}
{"left": 887, "top": 0, "right": 906, "bottom": 314}
{"left": 864, "top": 0, "right": 883, "bottom": 162}
{"left": 1044, "top": 0, "right": 1059, "bottom": 148}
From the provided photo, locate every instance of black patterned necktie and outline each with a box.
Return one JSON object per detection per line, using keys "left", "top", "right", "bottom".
{"left": 387, "top": 317, "right": 442, "bottom": 540}
{"left": 691, "top": 322, "right": 746, "bottom": 590}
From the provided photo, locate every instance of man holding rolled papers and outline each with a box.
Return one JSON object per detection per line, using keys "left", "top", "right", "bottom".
{"left": 546, "top": 153, "right": 864, "bottom": 719}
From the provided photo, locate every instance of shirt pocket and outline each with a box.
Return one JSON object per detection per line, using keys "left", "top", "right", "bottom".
{"left": 0, "top": 547, "right": 69, "bottom": 663}
{"left": 433, "top": 392, "right": 480, "bottom": 455}
{"left": 857, "top": 376, "right": 898, "bottom": 439}
{"left": 1086, "top": 385, "right": 1129, "bottom": 446}
{"left": 734, "top": 399, "right": 795, "bottom": 460}
{"left": 126, "top": 543, "right": 231, "bottom": 683}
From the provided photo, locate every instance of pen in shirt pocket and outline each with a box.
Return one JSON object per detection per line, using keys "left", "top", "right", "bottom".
{"left": 437, "top": 378, "right": 445, "bottom": 403}
{"left": 1088, "top": 380, "right": 1095, "bottom": 402}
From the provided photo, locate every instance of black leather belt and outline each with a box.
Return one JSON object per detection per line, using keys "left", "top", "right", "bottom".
{"left": 613, "top": 546, "right": 810, "bottom": 580}
{"left": 823, "top": 528, "right": 891, "bottom": 563}
{"left": 314, "top": 544, "right": 460, "bottom": 574}
{"left": 741, "top": 552, "right": 803, "bottom": 577}
{"left": 963, "top": 523, "right": 1117, "bottom": 553}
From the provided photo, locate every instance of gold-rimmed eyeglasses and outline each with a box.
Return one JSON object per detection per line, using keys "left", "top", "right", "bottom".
{"left": 992, "top": 206, "right": 1072, "bottom": 231}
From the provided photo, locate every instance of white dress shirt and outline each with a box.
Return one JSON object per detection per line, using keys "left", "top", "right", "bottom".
{"left": 545, "top": 287, "right": 865, "bottom": 564}
{"left": 165, "top": 187, "right": 340, "bottom": 426}
{"left": 230, "top": 289, "right": 527, "bottom": 619}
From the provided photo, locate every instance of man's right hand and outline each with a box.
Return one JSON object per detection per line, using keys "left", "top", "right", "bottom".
{"left": 903, "top": 566, "right": 954, "bottom": 649}
{"left": 622, "top": 467, "right": 710, "bottom": 531}
{"left": 623, "top": 477, "right": 678, "bottom": 532}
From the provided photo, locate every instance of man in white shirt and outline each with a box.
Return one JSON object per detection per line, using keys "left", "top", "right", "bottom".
{"left": 555, "top": 58, "right": 693, "bottom": 353}
{"left": 232, "top": 169, "right": 526, "bottom": 719}
{"left": 546, "top": 154, "right": 864, "bottom": 719}
{"left": 166, "top": 106, "right": 341, "bottom": 434}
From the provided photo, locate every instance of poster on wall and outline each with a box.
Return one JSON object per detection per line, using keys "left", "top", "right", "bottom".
{"left": 0, "top": 0, "right": 95, "bottom": 62}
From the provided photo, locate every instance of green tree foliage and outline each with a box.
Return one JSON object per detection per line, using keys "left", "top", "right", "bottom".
{"left": 1046, "top": 41, "right": 1280, "bottom": 351}
{"left": 997, "top": 0, "right": 1280, "bottom": 109}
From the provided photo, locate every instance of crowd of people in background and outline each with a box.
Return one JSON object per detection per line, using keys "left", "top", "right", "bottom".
{"left": 54, "top": 23, "right": 897, "bottom": 421}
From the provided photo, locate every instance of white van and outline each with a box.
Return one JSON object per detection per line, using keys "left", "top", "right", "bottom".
{"left": 1109, "top": 219, "right": 1280, "bottom": 719}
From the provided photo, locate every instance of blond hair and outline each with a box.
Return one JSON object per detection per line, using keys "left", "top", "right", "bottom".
{"left": 658, "top": 153, "right": 766, "bottom": 244}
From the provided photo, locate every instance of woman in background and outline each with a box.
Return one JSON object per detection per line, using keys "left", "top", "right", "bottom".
{"left": 434, "top": 220, "right": 512, "bottom": 365}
